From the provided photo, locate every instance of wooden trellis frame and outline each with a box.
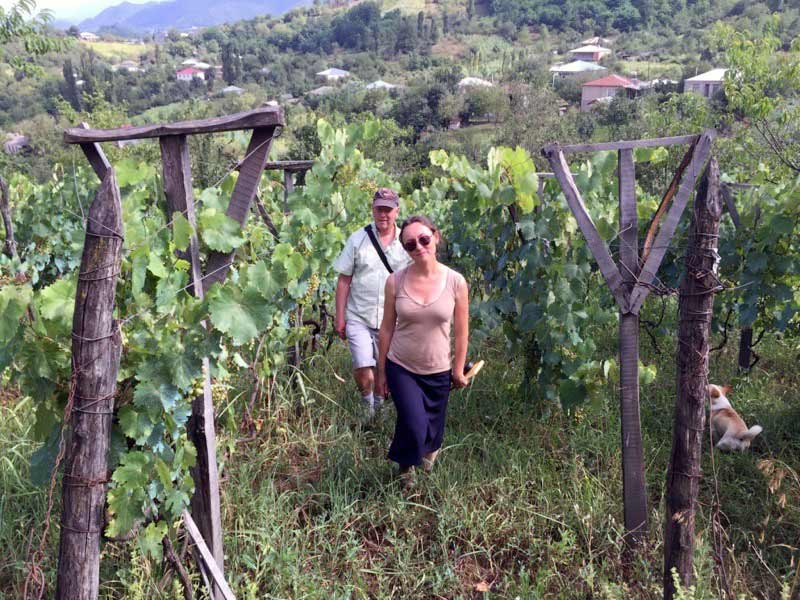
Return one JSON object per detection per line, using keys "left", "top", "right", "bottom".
{"left": 542, "top": 130, "right": 715, "bottom": 546}
{"left": 58, "top": 106, "right": 285, "bottom": 599}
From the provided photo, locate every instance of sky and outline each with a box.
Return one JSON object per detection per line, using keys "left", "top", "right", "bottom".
{"left": 0, "top": 0, "right": 154, "bottom": 21}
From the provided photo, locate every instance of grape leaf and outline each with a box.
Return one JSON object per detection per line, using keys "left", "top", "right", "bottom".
{"left": 172, "top": 213, "right": 193, "bottom": 252}
{"left": 199, "top": 211, "right": 245, "bottom": 252}
{"left": 208, "top": 285, "right": 274, "bottom": 345}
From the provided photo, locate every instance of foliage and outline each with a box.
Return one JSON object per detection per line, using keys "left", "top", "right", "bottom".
{"left": 0, "top": 117, "right": 400, "bottom": 550}
{"left": 413, "top": 146, "right": 631, "bottom": 409}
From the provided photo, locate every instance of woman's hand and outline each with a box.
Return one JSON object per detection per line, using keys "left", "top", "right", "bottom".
{"left": 451, "top": 372, "right": 469, "bottom": 389}
{"left": 375, "top": 368, "right": 388, "bottom": 397}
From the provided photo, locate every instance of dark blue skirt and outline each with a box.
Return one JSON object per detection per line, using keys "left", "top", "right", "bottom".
{"left": 385, "top": 358, "right": 452, "bottom": 467}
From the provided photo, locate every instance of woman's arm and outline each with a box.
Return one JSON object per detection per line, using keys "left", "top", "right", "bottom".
{"left": 375, "top": 274, "right": 397, "bottom": 397}
{"left": 451, "top": 273, "right": 470, "bottom": 388}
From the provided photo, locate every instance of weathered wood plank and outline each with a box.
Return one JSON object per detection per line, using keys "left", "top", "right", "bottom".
{"left": 264, "top": 160, "right": 314, "bottom": 172}
{"left": 77, "top": 123, "right": 111, "bottom": 180}
{"left": 160, "top": 135, "right": 204, "bottom": 298}
{"left": 204, "top": 126, "right": 277, "bottom": 287}
{"left": 183, "top": 511, "right": 237, "bottom": 600}
{"left": 560, "top": 134, "right": 699, "bottom": 154}
{"left": 641, "top": 138, "right": 698, "bottom": 265}
{"left": 56, "top": 168, "right": 124, "bottom": 599}
{"left": 542, "top": 144, "right": 629, "bottom": 312}
{"left": 0, "top": 176, "right": 16, "bottom": 258}
{"left": 158, "top": 135, "right": 224, "bottom": 595}
{"left": 720, "top": 183, "right": 742, "bottom": 230}
{"left": 664, "top": 158, "right": 722, "bottom": 599}
{"left": 65, "top": 106, "right": 284, "bottom": 144}
{"left": 283, "top": 170, "right": 294, "bottom": 212}
{"left": 628, "top": 130, "right": 715, "bottom": 314}
{"left": 617, "top": 149, "right": 648, "bottom": 546}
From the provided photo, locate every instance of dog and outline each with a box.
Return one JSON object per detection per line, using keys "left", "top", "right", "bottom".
{"left": 708, "top": 384, "right": 763, "bottom": 451}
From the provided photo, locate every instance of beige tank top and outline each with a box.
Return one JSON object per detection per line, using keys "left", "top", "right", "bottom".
{"left": 387, "top": 266, "right": 463, "bottom": 375}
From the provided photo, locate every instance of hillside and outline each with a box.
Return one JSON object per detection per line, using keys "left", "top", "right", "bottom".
{"left": 79, "top": 0, "right": 311, "bottom": 32}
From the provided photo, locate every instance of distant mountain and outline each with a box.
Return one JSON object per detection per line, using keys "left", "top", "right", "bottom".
{"left": 79, "top": 1, "right": 153, "bottom": 32}
{"left": 78, "top": 0, "right": 309, "bottom": 33}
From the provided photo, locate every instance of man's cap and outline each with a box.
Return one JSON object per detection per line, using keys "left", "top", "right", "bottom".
{"left": 372, "top": 187, "right": 399, "bottom": 208}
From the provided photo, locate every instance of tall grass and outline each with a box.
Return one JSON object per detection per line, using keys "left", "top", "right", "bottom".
{"left": 1, "top": 320, "right": 798, "bottom": 598}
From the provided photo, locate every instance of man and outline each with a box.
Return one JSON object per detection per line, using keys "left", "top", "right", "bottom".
{"left": 333, "top": 188, "right": 411, "bottom": 418}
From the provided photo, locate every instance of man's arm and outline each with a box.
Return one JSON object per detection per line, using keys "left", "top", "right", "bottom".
{"left": 334, "top": 273, "right": 353, "bottom": 339}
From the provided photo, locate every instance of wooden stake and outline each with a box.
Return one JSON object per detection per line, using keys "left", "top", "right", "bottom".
{"left": 618, "top": 149, "right": 648, "bottom": 546}
{"left": 159, "top": 135, "right": 224, "bottom": 597}
{"left": 664, "top": 158, "right": 722, "bottom": 599}
{"left": 56, "top": 165, "right": 123, "bottom": 599}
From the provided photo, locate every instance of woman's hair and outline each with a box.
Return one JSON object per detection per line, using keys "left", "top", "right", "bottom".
{"left": 399, "top": 215, "right": 438, "bottom": 243}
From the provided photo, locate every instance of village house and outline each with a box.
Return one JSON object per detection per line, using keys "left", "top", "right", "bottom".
{"left": 365, "top": 80, "right": 398, "bottom": 90}
{"left": 3, "top": 132, "right": 30, "bottom": 155}
{"left": 457, "top": 76, "right": 493, "bottom": 89}
{"left": 549, "top": 60, "right": 607, "bottom": 79}
{"left": 316, "top": 68, "right": 350, "bottom": 82}
{"left": 79, "top": 32, "right": 99, "bottom": 42}
{"left": 176, "top": 67, "right": 205, "bottom": 82}
{"left": 580, "top": 74, "right": 640, "bottom": 111}
{"left": 581, "top": 36, "right": 613, "bottom": 46}
{"left": 684, "top": 68, "right": 727, "bottom": 99}
{"left": 113, "top": 60, "right": 144, "bottom": 73}
{"left": 569, "top": 44, "right": 612, "bottom": 62}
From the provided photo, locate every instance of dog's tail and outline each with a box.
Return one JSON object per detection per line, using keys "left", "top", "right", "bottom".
{"left": 741, "top": 425, "right": 763, "bottom": 440}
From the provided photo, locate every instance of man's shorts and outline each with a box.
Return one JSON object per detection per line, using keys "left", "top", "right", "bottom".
{"left": 346, "top": 319, "right": 379, "bottom": 369}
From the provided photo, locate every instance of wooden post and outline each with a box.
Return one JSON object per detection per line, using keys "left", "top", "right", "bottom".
{"left": 56, "top": 164, "right": 123, "bottom": 599}
{"left": 618, "top": 149, "right": 648, "bottom": 545}
{"left": 283, "top": 169, "right": 294, "bottom": 213}
{"left": 0, "top": 175, "right": 17, "bottom": 258}
{"left": 543, "top": 131, "right": 715, "bottom": 550}
{"left": 664, "top": 158, "right": 722, "bottom": 599}
{"left": 159, "top": 135, "right": 224, "bottom": 598}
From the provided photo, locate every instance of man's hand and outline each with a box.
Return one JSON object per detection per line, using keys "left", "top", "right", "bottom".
{"left": 335, "top": 315, "right": 347, "bottom": 340}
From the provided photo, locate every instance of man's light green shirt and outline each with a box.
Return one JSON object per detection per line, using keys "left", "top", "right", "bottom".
{"left": 333, "top": 223, "right": 411, "bottom": 329}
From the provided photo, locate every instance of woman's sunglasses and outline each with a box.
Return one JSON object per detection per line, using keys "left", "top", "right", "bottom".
{"left": 402, "top": 234, "right": 432, "bottom": 252}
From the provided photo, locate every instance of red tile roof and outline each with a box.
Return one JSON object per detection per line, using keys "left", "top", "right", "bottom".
{"left": 176, "top": 67, "right": 203, "bottom": 75}
{"left": 583, "top": 74, "right": 633, "bottom": 88}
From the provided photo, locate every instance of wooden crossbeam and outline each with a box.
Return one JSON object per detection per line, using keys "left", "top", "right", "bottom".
{"left": 64, "top": 106, "right": 283, "bottom": 144}
{"left": 628, "top": 130, "right": 715, "bottom": 314}
{"left": 264, "top": 160, "right": 314, "bottom": 172}
{"left": 559, "top": 134, "right": 699, "bottom": 154}
{"left": 542, "top": 143, "right": 630, "bottom": 312}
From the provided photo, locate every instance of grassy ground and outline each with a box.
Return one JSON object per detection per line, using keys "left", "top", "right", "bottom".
{"left": 79, "top": 41, "right": 151, "bottom": 62}
{"left": 1, "top": 316, "right": 798, "bottom": 598}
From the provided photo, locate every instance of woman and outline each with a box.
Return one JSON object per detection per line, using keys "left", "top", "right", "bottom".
{"left": 376, "top": 215, "right": 469, "bottom": 487}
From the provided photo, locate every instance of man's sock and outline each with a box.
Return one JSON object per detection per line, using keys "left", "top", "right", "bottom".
{"left": 361, "top": 391, "right": 375, "bottom": 415}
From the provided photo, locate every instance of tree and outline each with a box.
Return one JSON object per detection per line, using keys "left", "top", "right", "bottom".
{"left": 716, "top": 21, "right": 800, "bottom": 175}
{"left": 61, "top": 58, "right": 82, "bottom": 110}
{"left": 0, "top": 0, "right": 66, "bottom": 76}
{"left": 467, "top": 0, "right": 475, "bottom": 20}
{"left": 222, "top": 42, "right": 242, "bottom": 84}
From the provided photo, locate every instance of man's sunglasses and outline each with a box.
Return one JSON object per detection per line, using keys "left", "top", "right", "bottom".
{"left": 402, "top": 234, "right": 432, "bottom": 252}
